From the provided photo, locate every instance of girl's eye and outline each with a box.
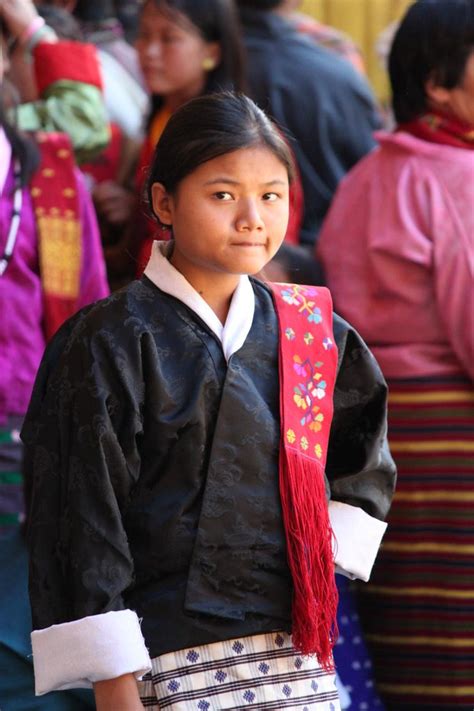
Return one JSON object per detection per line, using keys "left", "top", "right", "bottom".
{"left": 214, "top": 192, "right": 233, "bottom": 201}
{"left": 162, "top": 33, "right": 182, "bottom": 44}
{"left": 262, "top": 192, "right": 279, "bottom": 202}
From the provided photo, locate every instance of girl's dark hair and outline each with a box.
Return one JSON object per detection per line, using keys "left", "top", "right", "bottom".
{"left": 145, "top": 0, "right": 246, "bottom": 122}
{"left": 389, "top": 0, "right": 474, "bottom": 124}
{"left": 146, "top": 92, "right": 294, "bottom": 222}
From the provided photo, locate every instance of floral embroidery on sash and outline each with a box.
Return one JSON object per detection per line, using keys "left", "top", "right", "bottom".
{"left": 269, "top": 283, "right": 339, "bottom": 662}
{"left": 271, "top": 283, "right": 338, "bottom": 468}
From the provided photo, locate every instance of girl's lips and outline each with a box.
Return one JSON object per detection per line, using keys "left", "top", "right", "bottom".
{"left": 231, "top": 242, "right": 266, "bottom": 247}
{"left": 142, "top": 65, "right": 163, "bottom": 77}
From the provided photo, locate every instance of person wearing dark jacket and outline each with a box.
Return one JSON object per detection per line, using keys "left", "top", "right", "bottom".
{"left": 237, "top": 0, "right": 381, "bottom": 246}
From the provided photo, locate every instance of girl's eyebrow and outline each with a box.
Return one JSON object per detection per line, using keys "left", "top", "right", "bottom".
{"left": 203, "top": 178, "right": 287, "bottom": 187}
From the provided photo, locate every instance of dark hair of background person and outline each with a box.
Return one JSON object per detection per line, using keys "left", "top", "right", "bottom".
{"left": 0, "top": 20, "right": 40, "bottom": 185}
{"left": 114, "top": 0, "right": 141, "bottom": 42}
{"left": 73, "top": 0, "right": 116, "bottom": 22}
{"left": 235, "top": 0, "right": 283, "bottom": 9}
{"left": 146, "top": 92, "right": 294, "bottom": 225}
{"left": 37, "top": 4, "right": 84, "bottom": 40}
{"left": 145, "top": 0, "right": 246, "bottom": 125}
{"left": 389, "top": 0, "right": 474, "bottom": 124}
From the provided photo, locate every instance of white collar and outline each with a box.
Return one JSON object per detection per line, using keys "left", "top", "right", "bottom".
{"left": 144, "top": 241, "right": 255, "bottom": 361}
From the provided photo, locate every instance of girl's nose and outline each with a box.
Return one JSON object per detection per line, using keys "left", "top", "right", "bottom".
{"left": 235, "top": 199, "right": 264, "bottom": 232}
{"left": 142, "top": 39, "right": 162, "bottom": 60}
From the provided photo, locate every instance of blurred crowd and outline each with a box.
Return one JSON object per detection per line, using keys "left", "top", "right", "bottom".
{"left": 0, "top": 0, "right": 473, "bottom": 710}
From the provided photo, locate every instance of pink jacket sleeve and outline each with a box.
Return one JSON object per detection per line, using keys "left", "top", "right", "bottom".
{"left": 430, "top": 171, "right": 474, "bottom": 382}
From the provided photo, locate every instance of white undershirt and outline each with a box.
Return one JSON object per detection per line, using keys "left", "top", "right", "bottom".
{"left": 144, "top": 240, "right": 256, "bottom": 362}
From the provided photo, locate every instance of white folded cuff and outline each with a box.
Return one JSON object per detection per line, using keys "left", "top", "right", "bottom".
{"left": 329, "top": 500, "right": 387, "bottom": 582}
{"left": 31, "top": 609, "right": 151, "bottom": 696}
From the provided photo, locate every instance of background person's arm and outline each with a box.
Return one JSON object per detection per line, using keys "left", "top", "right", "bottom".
{"left": 1, "top": 0, "right": 109, "bottom": 163}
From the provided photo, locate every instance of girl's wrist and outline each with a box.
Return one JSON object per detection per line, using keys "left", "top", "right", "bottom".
{"left": 18, "top": 15, "right": 44, "bottom": 45}
{"left": 21, "top": 18, "right": 57, "bottom": 52}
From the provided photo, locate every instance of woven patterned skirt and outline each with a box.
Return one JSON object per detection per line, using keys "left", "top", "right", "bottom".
{"left": 357, "top": 378, "right": 474, "bottom": 710}
{"left": 138, "top": 631, "right": 341, "bottom": 710}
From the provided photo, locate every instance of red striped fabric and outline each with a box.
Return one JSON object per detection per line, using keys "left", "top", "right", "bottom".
{"left": 357, "top": 378, "right": 474, "bottom": 709}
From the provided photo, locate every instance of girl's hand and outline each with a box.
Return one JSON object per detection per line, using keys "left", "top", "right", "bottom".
{"left": 94, "top": 673, "right": 145, "bottom": 711}
{"left": 0, "top": 0, "right": 38, "bottom": 39}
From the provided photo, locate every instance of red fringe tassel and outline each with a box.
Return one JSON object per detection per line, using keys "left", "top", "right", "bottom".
{"left": 280, "top": 446, "right": 339, "bottom": 670}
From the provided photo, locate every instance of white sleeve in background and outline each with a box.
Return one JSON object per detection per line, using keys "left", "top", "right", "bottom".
{"left": 31, "top": 609, "right": 151, "bottom": 696}
{"left": 329, "top": 500, "right": 388, "bottom": 582}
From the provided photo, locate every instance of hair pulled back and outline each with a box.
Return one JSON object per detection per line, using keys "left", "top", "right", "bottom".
{"left": 389, "top": 0, "right": 474, "bottom": 124}
{"left": 146, "top": 92, "right": 294, "bottom": 221}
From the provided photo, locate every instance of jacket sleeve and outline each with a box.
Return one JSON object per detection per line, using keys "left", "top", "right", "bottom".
{"left": 15, "top": 39, "right": 109, "bottom": 164}
{"left": 326, "top": 313, "right": 397, "bottom": 581}
{"left": 21, "top": 315, "right": 150, "bottom": 694}
{"left": 431, "top": 172, "right": 474, "bottom": 382}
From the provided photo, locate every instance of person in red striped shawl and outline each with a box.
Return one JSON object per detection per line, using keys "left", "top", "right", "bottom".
{"left": 317, "top": 1, "right": 474, "bottom": 707}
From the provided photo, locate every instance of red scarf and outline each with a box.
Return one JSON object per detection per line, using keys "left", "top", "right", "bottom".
{"left": 30, "top": 133, "right": 82, "bottom": 340}
{"left": 399, "top": 110, "right": 474, "bottom": 150}
{"left": 270, "top": 283, "right": 339, "bottom": 669}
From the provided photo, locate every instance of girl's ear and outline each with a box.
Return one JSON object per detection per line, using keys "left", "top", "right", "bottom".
{"left": 425, "top": 76, "right": 452, "bottom": 109}
{"left": 203, "top": 42, "right": 221, "bottom": 72}
{"left": 151, "top": 182, "right": 174, "bottom": 227}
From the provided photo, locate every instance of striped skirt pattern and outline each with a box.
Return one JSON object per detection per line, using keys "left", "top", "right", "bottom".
{"left": 138, "top": 631, "right": 341, "bottom": 710}
{"left": 358, "top": 378, "right": 474, "bottom": 710}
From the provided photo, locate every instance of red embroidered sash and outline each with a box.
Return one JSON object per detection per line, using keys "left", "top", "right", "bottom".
{"left": 30, "top": 132, "right": 82, "bottom": 340}
{"left": 270, "top": 283, "right": 338, "bottom": 668}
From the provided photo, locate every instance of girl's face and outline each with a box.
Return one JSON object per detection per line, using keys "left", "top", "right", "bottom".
{"left": 135, "top": 1, "right": 220, "bottom": 109}
{"left": 152, "top": 145, "right": 290, "bottom": 287}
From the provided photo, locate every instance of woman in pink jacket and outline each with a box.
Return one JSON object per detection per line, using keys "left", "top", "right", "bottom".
{"left": 317, "top": 1, "right": 474, "bottom": 708}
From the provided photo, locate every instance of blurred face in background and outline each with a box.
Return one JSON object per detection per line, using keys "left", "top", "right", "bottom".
{"left": 135, "top": 0, "right": 220, "bottom": 110}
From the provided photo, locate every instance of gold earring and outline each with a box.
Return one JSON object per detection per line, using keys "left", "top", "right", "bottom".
{"left": 202, "top": 57, "right": 216, "bottom": 71}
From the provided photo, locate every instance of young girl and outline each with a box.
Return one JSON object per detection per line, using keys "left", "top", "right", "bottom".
{"left": 23, "top": 92, "right": 396, "bottom": 711}
{"left": 91, "top": 0, "right": 246, "bottom": 281}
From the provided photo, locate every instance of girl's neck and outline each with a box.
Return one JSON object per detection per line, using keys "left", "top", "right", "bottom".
{"left": 169, "top": 250, "right": 240, "bottom": 325}
{"left": 198, "top": 283, "right": 235, "bottom": 325}
{"left": 162, "top": 80, "right": 207, "bottom": 114}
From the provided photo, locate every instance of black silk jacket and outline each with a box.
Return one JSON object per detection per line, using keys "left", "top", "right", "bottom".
{"left": 22, "top": 278, "right": 396, "bottom": 657}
